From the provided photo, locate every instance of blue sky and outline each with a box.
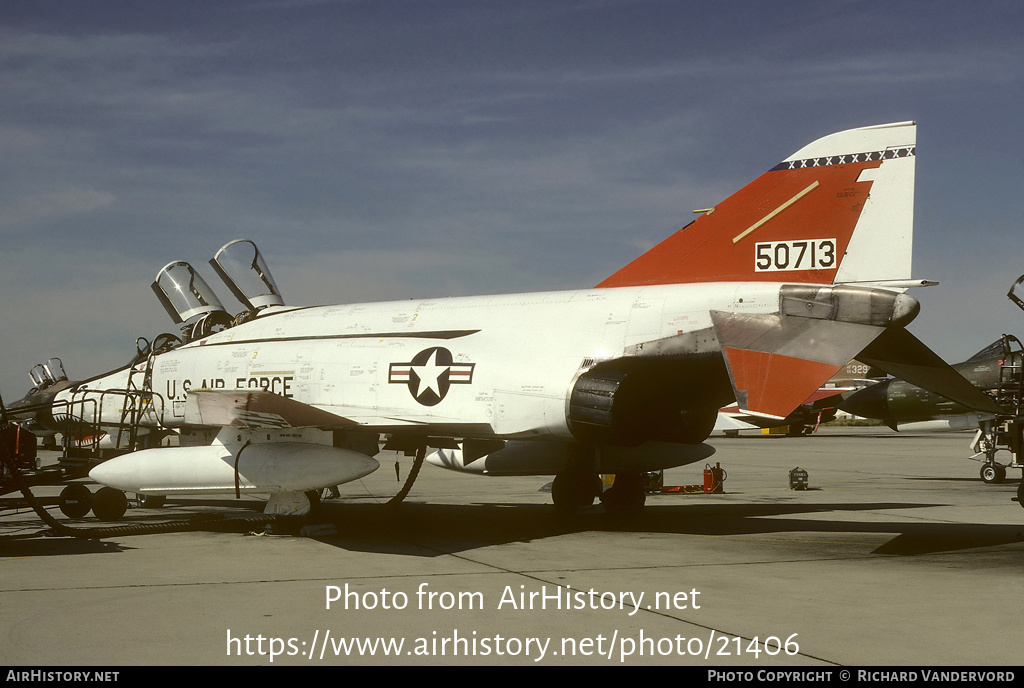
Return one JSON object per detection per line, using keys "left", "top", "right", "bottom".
{"left": 2, "top": 0, "right": 1023, "bottom": 399}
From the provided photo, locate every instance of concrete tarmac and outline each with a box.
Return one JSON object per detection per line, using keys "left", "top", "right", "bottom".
{"left": 2, "top": 427, "right": 1023, "bottom": 667}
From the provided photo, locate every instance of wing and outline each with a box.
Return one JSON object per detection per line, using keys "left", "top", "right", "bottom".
{"left": 183, "top": 389, "right": 493, "bottom": 434}
{"left": 185, "top": 390, "right": 356, "bottom": 428}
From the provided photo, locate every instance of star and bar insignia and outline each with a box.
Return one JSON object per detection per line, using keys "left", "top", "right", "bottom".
{"left": 389, "top": 347, "right": 475, "bottom": 406}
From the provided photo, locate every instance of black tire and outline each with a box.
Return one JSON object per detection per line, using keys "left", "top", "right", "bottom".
{"left": 980, "top": 464, "right": 1005, "bottom": 484}
{"left": 552, "top": 471, "right": 600, "bottom": 514}
{"left": 601, "top": 473, "right": 647, "bottom": 515}
{"left": 92, "top": 487, "right": 128, "bottom": 521}
{"left": 58, "top": 484, "right": 93, "bottom": 519}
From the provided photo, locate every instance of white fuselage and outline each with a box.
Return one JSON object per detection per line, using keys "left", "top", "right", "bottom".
{"left": 62, "top": 282, "right": 790, "bottom": 439}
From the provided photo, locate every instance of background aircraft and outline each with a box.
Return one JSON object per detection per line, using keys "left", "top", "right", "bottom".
{"left": 841, "top": 275, "right": 1024, "bottom": 489}
{"left": 4, "top": 122, "right": 1003, "bottom": 521}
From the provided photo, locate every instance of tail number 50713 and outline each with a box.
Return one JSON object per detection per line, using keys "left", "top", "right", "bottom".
{"left": 755, "top": 239, "right": 836, "bottom": 272}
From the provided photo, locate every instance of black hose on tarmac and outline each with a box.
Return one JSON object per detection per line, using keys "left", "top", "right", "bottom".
{"left": 384, "top": 444, "right": 426, "bottom": 507}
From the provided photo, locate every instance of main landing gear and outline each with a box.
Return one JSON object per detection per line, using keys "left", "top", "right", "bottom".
{"left": 599, "top": 473, "right": 647, "bottom": 515}
{"left": 550, "top": 466, "right": 648, "bottom": 516}
{"left": 551, "top": 468, "right": 602, "bottom": 514}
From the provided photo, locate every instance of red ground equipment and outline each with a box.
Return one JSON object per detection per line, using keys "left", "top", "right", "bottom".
{"left": 703, "top": 462, "right": 726, "bottom": 493}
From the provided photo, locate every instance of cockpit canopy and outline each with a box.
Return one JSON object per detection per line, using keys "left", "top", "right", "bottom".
{"left": 29, "top": 357, "right": 67, "bottom": 391}
{"left": 151, "top": 261, "right": 228, "bottom": 325}
{"left": 150, "top": 239, "right": 285, "bottom": 342}
{"left": 209, "top": 238, "right": 284, "bottom": 311}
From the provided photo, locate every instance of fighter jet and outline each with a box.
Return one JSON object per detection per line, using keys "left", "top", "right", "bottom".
{"left": 7, "top": 122, "right": 1001, "bottom": 518}
{"left": 839, "top": 337, "right": 1020, "bottom": 435}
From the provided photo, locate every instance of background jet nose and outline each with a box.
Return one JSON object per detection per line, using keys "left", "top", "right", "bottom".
{"left": 839, "top": 380, "right": 891, "bottom": 422}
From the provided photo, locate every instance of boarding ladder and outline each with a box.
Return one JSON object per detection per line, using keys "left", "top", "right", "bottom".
{"left": 60, "top": 341, "right": 169, "bottom": 471}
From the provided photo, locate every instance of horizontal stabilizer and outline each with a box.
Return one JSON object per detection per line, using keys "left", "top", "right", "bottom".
{"left": 712, "top": 311, "right": 884, "bottom": 418}
{"left": 856, "top": 328, "right": 1005, "bottom": 415}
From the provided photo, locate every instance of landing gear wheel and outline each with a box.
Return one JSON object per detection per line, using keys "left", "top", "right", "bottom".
{"left": 58, "top": 484, "right": 93, "bottom": 518}
{"left": 551, "top": 471, "right": 601, "bottom": 514}
{"left": 92, "top": 487, "right": 128, "bottom": 521}
{"left": 600, "top": 473, "right": 647, "bottom": 515}
{"left": 980, "top": 464, "right": 1006, "bottom": 484}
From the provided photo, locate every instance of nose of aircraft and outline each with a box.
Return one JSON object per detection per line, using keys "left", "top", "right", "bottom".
{"left": 839, "top": 380, "right": 893, "bottom": 427}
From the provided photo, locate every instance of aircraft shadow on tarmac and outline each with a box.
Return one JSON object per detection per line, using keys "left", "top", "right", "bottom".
{"left": 0, "top": 532, "right": 126, "bottom": 557}
{"left": 308, "top": 499, "right": 1024, "bottom": 558}
{"left": 3, "top": 497, "right": 1023, "bottom": 559}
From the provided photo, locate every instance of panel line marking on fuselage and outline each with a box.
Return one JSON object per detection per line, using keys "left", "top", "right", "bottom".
{"left": 188, "top": 329, "right": 481, "bottom": 349}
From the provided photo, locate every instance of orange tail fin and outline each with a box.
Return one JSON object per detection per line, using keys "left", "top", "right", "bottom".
{"left": 598, "top": 122, "right": 916, "bottom": 288}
